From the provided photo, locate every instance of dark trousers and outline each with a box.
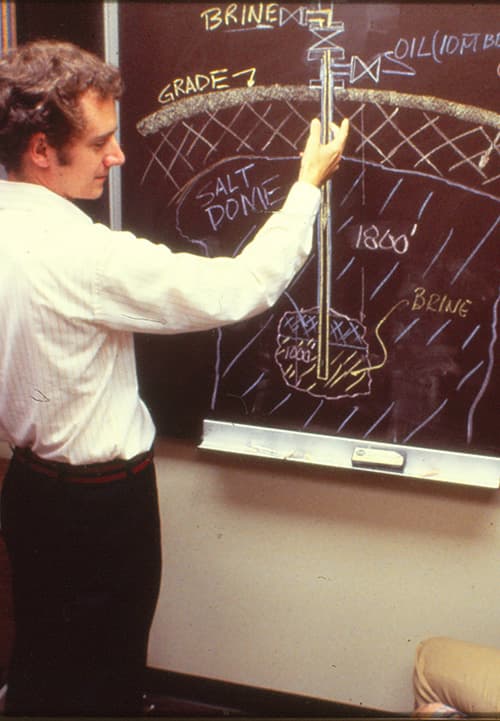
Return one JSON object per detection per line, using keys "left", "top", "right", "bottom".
{"left": 0, "top": 453, "right": 162, "bottom": 716}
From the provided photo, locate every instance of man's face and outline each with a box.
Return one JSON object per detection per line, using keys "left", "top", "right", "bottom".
{"left": 49, "top": 89, "right": 125, "bottom": 200}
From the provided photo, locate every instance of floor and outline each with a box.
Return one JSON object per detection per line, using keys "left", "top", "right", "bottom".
{"left": 144, "top": 692, "right": 243, "bottom": 717}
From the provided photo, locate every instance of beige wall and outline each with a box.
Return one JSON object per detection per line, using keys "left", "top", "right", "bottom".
{"left": 149, "top": 436, "right": 500, "bottom": 713}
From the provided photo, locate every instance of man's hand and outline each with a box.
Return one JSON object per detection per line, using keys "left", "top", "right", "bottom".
{"left": 298, "top": 117, "right": 349, "bottom": 188}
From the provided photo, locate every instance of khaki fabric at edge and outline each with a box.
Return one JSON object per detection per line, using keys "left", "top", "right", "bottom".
{"left": 414, "top": 636, "right": 500, "bottom": 714}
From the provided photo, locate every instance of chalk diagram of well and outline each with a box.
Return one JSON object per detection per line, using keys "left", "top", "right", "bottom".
{"left": 136, "top": 2, "right": 499, "bottom": 447}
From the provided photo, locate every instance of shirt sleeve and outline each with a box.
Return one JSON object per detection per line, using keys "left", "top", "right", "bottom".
{"left": 93, "top": 181, "right": 320, "bottom": 334}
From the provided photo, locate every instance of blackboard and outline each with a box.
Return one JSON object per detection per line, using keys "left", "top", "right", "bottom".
{"left": 118, "top": 2, "right": 499, "bottom": 484}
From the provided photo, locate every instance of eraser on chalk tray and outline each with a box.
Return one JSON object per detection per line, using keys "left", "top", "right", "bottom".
{"left": 351, "top": 446, "right": 406, "bottom": 470}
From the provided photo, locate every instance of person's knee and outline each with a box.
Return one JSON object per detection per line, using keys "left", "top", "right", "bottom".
{"left": 413, "top": 636, "right": 500, "bottom": 714}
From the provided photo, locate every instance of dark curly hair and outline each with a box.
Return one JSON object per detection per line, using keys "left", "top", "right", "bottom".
{"left": 0, "top": 39, "right": 123, "bottom": 172}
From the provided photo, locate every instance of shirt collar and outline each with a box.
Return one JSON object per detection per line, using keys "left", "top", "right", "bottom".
{"left": 0, "top": 179, "right": 92, "bottom": 225}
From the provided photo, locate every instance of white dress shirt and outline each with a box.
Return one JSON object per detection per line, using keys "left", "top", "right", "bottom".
{"left": 0, "top": 179, "right": 319, "bottom": 464}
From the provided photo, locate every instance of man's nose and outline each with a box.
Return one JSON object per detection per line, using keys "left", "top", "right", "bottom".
{"left": 104, "top": 137, "right": 126, "bottom": 167}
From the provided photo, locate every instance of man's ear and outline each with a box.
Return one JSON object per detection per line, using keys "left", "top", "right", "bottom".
{"left": 27, "top": 132, "right": 52, "bottom": 168}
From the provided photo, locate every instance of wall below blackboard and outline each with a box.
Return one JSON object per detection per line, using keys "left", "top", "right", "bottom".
{"left": 148, "top": 436, "right": 500, "bottom": 712}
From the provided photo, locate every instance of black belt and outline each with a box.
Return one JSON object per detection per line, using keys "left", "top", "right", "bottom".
{"left": 13, "top": 446, "right": 154, "bottom": 484}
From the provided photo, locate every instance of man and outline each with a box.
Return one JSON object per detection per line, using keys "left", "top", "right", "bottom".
{"left": 0, "top": 39, "right": 349, "bottom": 715}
